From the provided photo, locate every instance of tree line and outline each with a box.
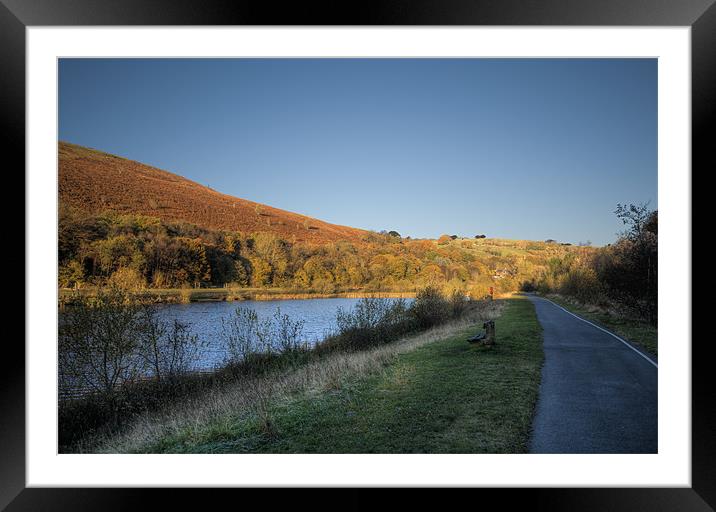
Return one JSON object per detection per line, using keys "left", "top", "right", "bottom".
{"left": 523, "top": 203, "right": 658, "bottom": 325}
{"left": 59, "top": 205, "right": 578, "bottom": 298}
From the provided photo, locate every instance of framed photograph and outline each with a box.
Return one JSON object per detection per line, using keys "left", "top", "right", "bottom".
{"left": 7, "top": 0, "right": 711, "bottom": 508}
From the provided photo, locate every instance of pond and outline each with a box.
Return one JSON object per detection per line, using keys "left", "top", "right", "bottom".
{"left": 155, "top": 297, "right": 410, "bottom": 370}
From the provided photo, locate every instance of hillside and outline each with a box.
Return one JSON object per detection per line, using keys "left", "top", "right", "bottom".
{"left": 58, "top": 142, "right": 593, "bottom": 296}
{"left": 58, "top": 142, "right": 368, "bottom": 244}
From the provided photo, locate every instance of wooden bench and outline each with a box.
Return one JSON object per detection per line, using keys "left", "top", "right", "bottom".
{"left": 467, "top": 320, "right": 495, "bottom": 346}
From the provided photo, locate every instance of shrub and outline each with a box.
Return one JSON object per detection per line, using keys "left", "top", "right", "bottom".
{"left": 559, "top": 267, "right": 602, "bottom": 304}
{"left": 449, "top": 289, "right": 469, "bottom": 317}
{"left": 220, "top": 306, "right": 307, "bottom": 365}
{"left": 59, "top": 261, "right": 86, "bottom": 289}
{"left": 273, "top": 308, "right": 308, "bottom": 353}
{"left": 137, "top": 306, "right": 206, "bottom": 383}
{"left": 59, "top": 289, "right": 151, "bottom": 433}
{"left": 331, "top": 298, "right": 412, "bottom": 350}
{"left": 221, "top": 307, "right": 261, "bottom": 363}
{"left": 59, "top": 288, "right": 145, "bottom": 401}
{"left": 107, "top": 266, "right": 146, "bottom": 291}
{"left": 410, "top": 286, "right": 451, "bottom": 329}
{"left": 520, "top": 279, "right": 538, "bottom": 292}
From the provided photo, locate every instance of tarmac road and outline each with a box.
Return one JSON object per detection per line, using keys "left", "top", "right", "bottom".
{"left": 527, "top": 295, "right": 658, "bottom": 453}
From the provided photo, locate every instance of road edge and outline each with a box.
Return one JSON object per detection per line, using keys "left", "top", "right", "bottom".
{"left": 529, "top": 294, "right": 658, "bottom": 369}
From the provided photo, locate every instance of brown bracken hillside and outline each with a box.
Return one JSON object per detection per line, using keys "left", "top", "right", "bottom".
{"left": 58, "top": 142, "right": 369, "bottom": 244}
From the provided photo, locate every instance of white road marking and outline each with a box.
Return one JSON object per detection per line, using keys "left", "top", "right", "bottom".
{"left": 534, "top": 296, "right": 658, "bottom": 369}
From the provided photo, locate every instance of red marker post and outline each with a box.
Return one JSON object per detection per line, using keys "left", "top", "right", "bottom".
{"left": 489, "top": 286, "right": 494, "bottom": 300}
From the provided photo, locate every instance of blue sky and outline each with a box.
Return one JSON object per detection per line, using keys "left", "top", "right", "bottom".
{"left": 59, "top": 58, "right": 657, "bottom": 246}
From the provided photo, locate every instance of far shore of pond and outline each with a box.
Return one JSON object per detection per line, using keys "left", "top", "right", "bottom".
{"left": 58, "top": 287, "right": 417, "bottom": 305}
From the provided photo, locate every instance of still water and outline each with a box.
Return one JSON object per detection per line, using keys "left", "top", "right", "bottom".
{"left": 156, "top": 297, "right": 408, "bottom": 370}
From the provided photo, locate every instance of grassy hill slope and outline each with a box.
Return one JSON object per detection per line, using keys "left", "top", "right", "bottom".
{"left": 59, "top": 142, "right": 368, "bottom": 244}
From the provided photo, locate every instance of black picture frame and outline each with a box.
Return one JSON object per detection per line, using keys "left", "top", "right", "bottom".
{"left": 5, "top": 0, "right": 711, "bottom": 509}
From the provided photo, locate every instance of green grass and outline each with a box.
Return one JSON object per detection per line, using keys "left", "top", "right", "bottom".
{"left": 144, "top": 297, "right": 544, "bottom": 454}
{"left": 544, "top": 294, "right": 657, "bottom": 356}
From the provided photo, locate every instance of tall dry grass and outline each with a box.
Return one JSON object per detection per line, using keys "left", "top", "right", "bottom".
{"left": 95, "top": 299, "right": 503, "bottom": 453}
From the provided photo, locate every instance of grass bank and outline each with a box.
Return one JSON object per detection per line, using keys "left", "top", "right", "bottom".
{"left": 59, "top": 287, "right": 416, "bottom": 305}
{"left": 106, "top": 296, "right": 542, "bottom": 454}
{"left": 543, "top": 293, "right": 657, "bottom": 356}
